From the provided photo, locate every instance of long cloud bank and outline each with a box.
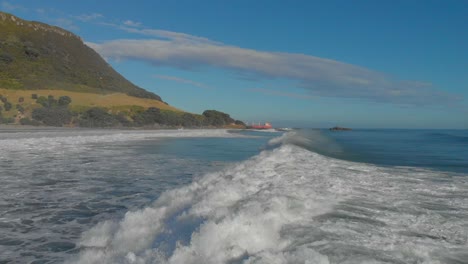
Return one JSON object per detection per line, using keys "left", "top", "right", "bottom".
{"left": 87, "top": 30, "right": 460, "bottom": 106}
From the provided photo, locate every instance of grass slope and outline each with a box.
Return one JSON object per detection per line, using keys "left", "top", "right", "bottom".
{"left": 0, "top": 88, "right": 180, "bottom": 119}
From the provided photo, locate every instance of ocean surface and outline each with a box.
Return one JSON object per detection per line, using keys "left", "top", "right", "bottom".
{"left": 0, "top": 128, "right": 467, "bottom": 264}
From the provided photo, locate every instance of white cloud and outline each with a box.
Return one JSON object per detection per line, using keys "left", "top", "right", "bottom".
{"left": 1, "top": 1, "right": 25, "bottom": 12}
{"left": 35, "top": 8, "right": 45, "bottom": 15}
{"left": 119, "top": 27, "right": 218, "bottom": 44}
{"left": 74, "top": 13, "right": 103, "bottom": 22}
{"left": 153, "top": 74, "right": 212, "bottom": 90}
{"left": 96, "top": 17, "right": 219, "bottom": 44}
{"left": 87, "top": 30, "right": 461, "bottom": 106}
{"left": 52, "top": 17, "right": 79, "bottom": 31}
{"left": 123, "top": 19, "right": 141, "bottom": 28}
{"left": 250, "top": 88, "right": 316, "bottom": 100}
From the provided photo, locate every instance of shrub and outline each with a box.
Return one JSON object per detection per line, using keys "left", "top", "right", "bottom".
{"left": 20, "top": 118, "right": 41, "bottom": 126}
{"left": 78, "top": 107, "right": 119, "bottom": 127}
{"left": 36, "top": 96, "right": 48, "bottom": 107}
{"left": 0, "top": 53, "right": 13, "bottom": 64}
{"left": 115, "top": 112, "right": 132, "bottom": 127}
{"left": 4, "top": 101, "right": 12, "bottom": 111}
{"left": 47, "top": 95, "right": 57, "bottom": 107}
{"left": 31, "top": 94, "right": 38, "bottom": 99}
{"left": 0, "top": 117, "right": 14, "bottom": 124}
{"left": 24, "top": 46, "right": 40, "bottom": 59}
{"left": 133, "top": 107, "right": 161, "bottom": 126}
{"left": 58, "top": 96, "right": 72, "bottom": 106}
{"left": 18, "top": 97, "right": 24, "bottom": 103}
{"left": 32, "top": 107, "right": 72, "bottom": 126}
{"left": 16, "top": 104, "right": 24, "bottom": 113}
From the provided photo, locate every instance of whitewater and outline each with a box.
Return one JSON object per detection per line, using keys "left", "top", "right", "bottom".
{"left": 0, "top": 129, "right": 467, "bottom": 264}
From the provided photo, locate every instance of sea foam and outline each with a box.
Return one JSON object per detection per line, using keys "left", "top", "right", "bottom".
{"left": 68, "top": 137, "right": 468, "bottom": 263}
{"left": 69, "top": 145, "right": 339, "bottom": 264}
{"left": 2, "top": 129, "right": 466, "bottom": 263}
{"left": 0, "top": 129, "right": 246, "bottom": 154}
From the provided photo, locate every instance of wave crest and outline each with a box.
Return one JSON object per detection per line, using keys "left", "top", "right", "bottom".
{"left": 268, "top": 130, "right": 343, "bottom": 157}
{"left": 68, "top": 134, "right": 468, "bottom": 264}
{"left": 69, "top": 145, "right": 338, "bottom": 264}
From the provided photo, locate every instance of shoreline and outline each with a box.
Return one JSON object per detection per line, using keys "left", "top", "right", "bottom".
{"left": 0, "top": 124, "right": 245, "bottom": 131}
{"left": 0, "top": 124, "right": 72, "bottom": 130}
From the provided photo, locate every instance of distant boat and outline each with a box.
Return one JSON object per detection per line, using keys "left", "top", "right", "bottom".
{"left": 247, "top": 122, "right": 272, "bottom": 129}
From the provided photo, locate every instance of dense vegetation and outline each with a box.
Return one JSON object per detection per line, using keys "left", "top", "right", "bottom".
{"left": 74, "top": 106, "right": 244, "bottom": 128}
{"left": 0, "top": 92, "right": 245, "bottom": 128}
{"left": 0, "top": 11, "right": 162, "bottom": 101}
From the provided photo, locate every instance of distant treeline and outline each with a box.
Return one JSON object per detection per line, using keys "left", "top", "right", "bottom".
{"left": 0, "top": 93, "right": 245, "bottom": 128}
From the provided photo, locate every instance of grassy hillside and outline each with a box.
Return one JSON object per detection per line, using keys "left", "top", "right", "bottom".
{"left": 0, "top": 88, "right": 179, "bottom": 119}
{"left": 0, "top": 89, "right": 178, "bottom": 110}
{"left": 0, "top": 12, "right": 245, "bottom": 128}
{"left": 0, "top": 11, "right": 162, "bottom": 101}
{"left": 0, "top": 88, "right": 245, "bottom": 129}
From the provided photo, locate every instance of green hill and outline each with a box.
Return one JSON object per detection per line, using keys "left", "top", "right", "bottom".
{"left": 0, "top": 12, "right": 245, "bottom": 128}
{"left": 0, "top": 11, "right": 161, "bottom": 100}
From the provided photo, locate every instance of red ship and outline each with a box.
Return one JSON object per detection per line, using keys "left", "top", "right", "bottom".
{"left": 248, "top": 122, "right": 272, "bottom": 129}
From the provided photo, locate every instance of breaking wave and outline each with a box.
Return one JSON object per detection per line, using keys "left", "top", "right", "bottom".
{"left": 267, "top": 130, "right": 343, "bottom": 157}
{"left": 69, "top": 132, "right": 468, "bottom": 264}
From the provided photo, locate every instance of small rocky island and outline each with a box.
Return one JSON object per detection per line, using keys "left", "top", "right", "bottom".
{"left": 329, "top": 126, "right": 352, "bottom": 131}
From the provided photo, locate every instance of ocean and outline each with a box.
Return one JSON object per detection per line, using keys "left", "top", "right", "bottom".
{"left": 0, "top": 128, "right": 467, "bottom": 264}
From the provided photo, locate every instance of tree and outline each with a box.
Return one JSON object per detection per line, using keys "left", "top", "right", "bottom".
{"left": 58, "top": 96, "right": 72, "bottom": 106}
{"left": 181, "top": 113, "right": 201, "bottom": 127}
{"left": 159, "top": 111, "right": 182, "bottom": 126}
{"left": 47, "top": 95, "right": 57, "bottom": 107}
{"left": 78, "top": 107, "right": 119, "bottom": 127}
{"left": 115, "top": 112, "right": 132, "bottom": 127}
{"left": 133, "top": 107, "right": 161, "bottom": 126}
{"left": 36, "top": 96, "right": 48, "bottom": 107}
{"left": 32, "top": 107, "right": 72, "bottom": 126}
{"left": 3, "top": 101, "right": 12, "bottom": 111}
{"left": 235, "top": 120, "right": 246, "bottom": 126}
{"left": 202, "top": 110, "right": 234, "bottom": 126}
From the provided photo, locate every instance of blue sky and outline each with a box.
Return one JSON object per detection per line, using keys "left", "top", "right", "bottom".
{"left": 2, "top": 0, "right": 467, "bottom": 128}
